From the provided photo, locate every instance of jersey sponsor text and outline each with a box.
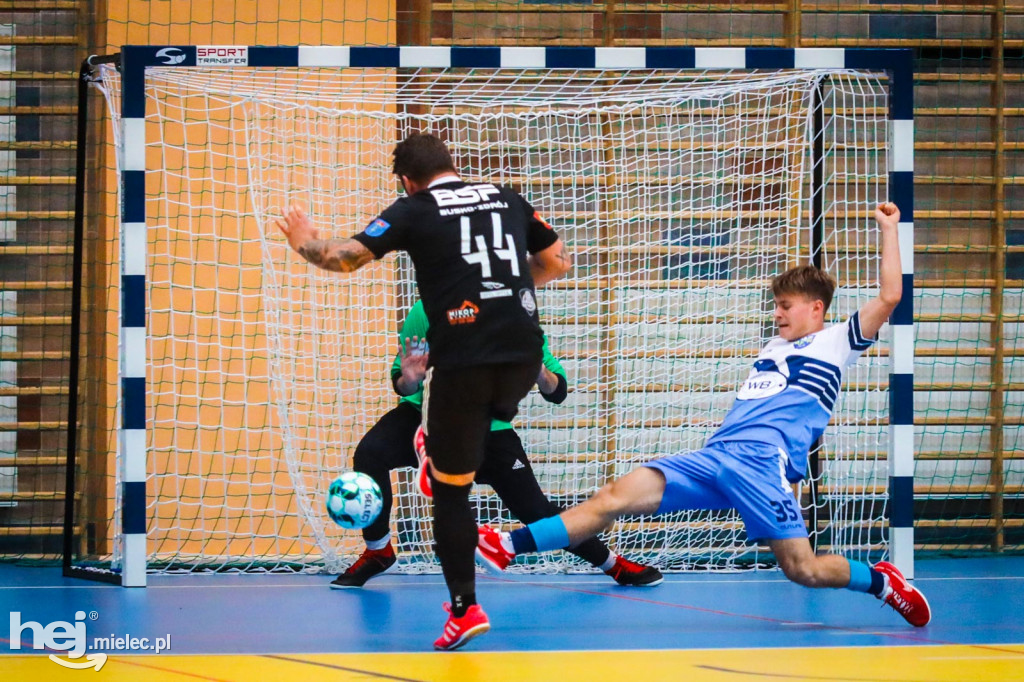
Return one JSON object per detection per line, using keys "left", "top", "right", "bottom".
{"left": 736, "top": 371, "right": 787, "bottom": 400}
{"left": 446, "top": 301, "right": 479, "bottom": 325}
{"left": 431, "top": 184, "right": 502, "bottom": 207}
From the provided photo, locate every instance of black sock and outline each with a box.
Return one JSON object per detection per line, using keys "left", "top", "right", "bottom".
{"left": 432, "top": 479, "right": 478, "bottom": 618}
{"left": 869, "top": 568, "right": 886, "bottom": 596}
{"left": 509, "top": 526, "right": 537, "bottom": 554}
{"left": 451, "top": 591, "right": 477, "bottom": 618}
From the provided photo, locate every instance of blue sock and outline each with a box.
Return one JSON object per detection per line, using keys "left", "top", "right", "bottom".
{"left": 846, "top": 559, "right": 885, "bottom": 596}
{"left": 511, "top": 516, "right": 570, "bottom": 555}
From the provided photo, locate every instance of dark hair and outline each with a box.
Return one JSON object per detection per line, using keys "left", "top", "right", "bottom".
{"left": 392, "top": 133, "right": 457, "bottom": 183}
{"left": 771, "top": 265, "right": 837, "bottom": 311}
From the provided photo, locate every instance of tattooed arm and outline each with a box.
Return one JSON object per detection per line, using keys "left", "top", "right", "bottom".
{"left": 529, "top": 237, "right": 572, "bottom": 286}
{"left": 296, "top": 238, "right": 374, "bottom": 273}
{"left": 275, "top": 202, "right": 374, "bottom": 273}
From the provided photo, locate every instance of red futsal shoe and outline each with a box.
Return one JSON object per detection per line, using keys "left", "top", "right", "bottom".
{"left": 475, "top": 525, "right": 515, "bottom": 574}
{"left": 412, "top": 425, "right": 432, "bottom": 499}
{"left": 874, "top": 560, "right": 932, "bottom": 627}
{"left": 434, "top": 603, "right": 490, "bottom": 651}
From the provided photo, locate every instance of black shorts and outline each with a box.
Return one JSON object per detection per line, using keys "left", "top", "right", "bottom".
{"left": 421, "top": 361, "right": 540, "bottom": 476}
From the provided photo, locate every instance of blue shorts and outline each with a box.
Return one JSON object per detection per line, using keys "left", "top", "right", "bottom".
{"left": 642, "top": 441, "right": 807, "bottom": 543}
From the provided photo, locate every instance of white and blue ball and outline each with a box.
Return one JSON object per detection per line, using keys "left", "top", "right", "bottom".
{"left": 326, "top": 472, "right": 383, "bottom": 530}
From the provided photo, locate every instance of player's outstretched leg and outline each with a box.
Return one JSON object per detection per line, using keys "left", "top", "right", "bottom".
{"left": 475, "top": 526, "right": 661, "bottom": 587}
{"left": 477, "top": 467, "right": 665, "bottom": 573}
{"left": 770, "top": 539, "right": 931, "bottom": 627}
{"left": 477, "top": 432, "right": 664, "bottom": 587}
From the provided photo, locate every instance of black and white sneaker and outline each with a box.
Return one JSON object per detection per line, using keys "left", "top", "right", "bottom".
{"left": 605, "top": 556, "right": 664, "bottom": 587}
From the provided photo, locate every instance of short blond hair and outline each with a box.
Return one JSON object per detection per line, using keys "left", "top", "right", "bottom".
{"left": 771, "top": 265, "right": 837, "bottom": 311}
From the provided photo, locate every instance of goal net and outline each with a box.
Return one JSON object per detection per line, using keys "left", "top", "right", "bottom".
{"left": 95, "top": 61, "right": 891, "bottom": 574}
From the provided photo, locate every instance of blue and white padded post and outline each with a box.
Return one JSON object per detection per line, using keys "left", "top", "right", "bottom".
{"left": 833, "top": 49, "right": 915, "bottom": 578}
{"left": 119, "top": 48, "right": 150, "bottom": 587}
{"left": 883, "top": 52, "right": 916, "bottom": 579}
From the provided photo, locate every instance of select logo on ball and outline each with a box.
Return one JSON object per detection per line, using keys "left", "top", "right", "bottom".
{"left": 326, "top": 472, "right": 383, "bottom": 530}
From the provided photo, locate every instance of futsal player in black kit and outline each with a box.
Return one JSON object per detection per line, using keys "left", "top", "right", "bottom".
{"left": 276, "top": 132, "right": 572, "bottom": 650}
{"left": 330, "top": 298, "right": 663, "bottom": 591}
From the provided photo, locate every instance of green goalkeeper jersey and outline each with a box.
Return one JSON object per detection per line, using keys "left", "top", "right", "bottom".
{"left": 391, "top": 300, "right": 565, "bottom": 431}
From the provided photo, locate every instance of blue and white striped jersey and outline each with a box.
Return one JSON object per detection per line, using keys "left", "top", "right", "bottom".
{"left": 705, "top": 312, "right": 876, "bottom": 481}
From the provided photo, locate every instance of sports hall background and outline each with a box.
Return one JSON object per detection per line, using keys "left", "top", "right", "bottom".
{"left": 0, "top": 0, "right": 1020, "bottom": 573}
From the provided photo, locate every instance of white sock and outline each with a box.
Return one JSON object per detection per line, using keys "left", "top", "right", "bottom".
{"left": 366, "top": 532, "right": 392, "bottom": 551}
{"left": 599, "top": 552, "right": 618, "bottom": 572}
{"left": 500, "top": 531, "right": 515, "bottom": 554}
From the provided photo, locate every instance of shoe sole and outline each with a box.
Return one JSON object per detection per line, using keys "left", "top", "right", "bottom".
{"left": 434, "top": 622, "right": 490, "bottom": 651}
{"left": 616, "top": 576, "right": 664, "bottom": 587}
{"left": 328, "top": 560, "right": 398, "bottom": 590}
{"left": 475, "top": 547, "right": 507, "bottom": 575}
{"left": 911, "top": 587, "right": 932, "bottom": 627}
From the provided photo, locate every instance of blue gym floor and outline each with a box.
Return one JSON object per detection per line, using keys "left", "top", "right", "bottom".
{"left": 2, "top": 557, "right": 1023, "bottom": 680}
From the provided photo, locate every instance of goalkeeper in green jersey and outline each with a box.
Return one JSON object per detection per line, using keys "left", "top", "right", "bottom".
{"left": 331, "top": 299, "right": 663, "bottom": 590}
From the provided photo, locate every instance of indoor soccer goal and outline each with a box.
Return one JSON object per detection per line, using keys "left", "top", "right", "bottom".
{"left": 78, "top": 46, "right": 913, "bottom": 585}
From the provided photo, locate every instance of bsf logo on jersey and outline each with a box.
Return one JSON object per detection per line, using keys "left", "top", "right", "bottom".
{"left": 446, "top": 300, "right": 479, "bottom": 325}
{"left": 431, "top": 184, "right": 501, "bottom": 207}
{"left": 365, "top": 218, "right": 391, "bottom": 237}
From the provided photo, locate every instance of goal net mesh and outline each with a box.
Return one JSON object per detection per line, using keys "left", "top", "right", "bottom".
{"left": 96, "top": 64, "right": 891, "bottom": 573}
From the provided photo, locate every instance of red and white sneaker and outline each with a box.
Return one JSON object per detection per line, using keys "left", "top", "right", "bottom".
{"left": 874, "top": 561, "right": 932, "bottom": 627}
{"left": 433, "top": 603, "right": 490, "bottom": 651}
{"left": 412, "top": 425, "right": 432, "bottom": 499}
{"left": 475, "top": 525, "right": 515, "bottom": 574}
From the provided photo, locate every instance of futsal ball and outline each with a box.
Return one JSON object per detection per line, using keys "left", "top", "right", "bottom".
{"left": 326, "top": 472, "right": 383, "bottom": 530}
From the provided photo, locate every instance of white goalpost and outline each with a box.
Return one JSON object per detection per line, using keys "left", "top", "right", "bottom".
{"left": 88, "top": 46, "right": 914, "bottom": 584}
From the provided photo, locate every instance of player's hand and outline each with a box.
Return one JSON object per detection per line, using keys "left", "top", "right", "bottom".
{"left": 536, "top": 365, "right": 559, "bottom": 395}
{"left": 274, "top": 201, "right": 318, "bottom": 254}
{"left": 874, "top": 202, "right": 900, "bottom": 230}
{"left": 399, "top": 336, "right": 429, "bottom": 385}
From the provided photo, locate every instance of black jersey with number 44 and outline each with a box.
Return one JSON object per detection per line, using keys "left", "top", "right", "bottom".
{"left": 351, "top": 180, "right": 559, "bottom": 369}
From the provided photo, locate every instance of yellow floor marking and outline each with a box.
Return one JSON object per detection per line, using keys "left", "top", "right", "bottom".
{"left": 2, "top": 644, "right": 1023, "bottom": 681}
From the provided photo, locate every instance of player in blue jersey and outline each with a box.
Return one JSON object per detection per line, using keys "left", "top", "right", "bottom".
{"left": 477, "top": 202, "right": 932, "bottom": 627}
